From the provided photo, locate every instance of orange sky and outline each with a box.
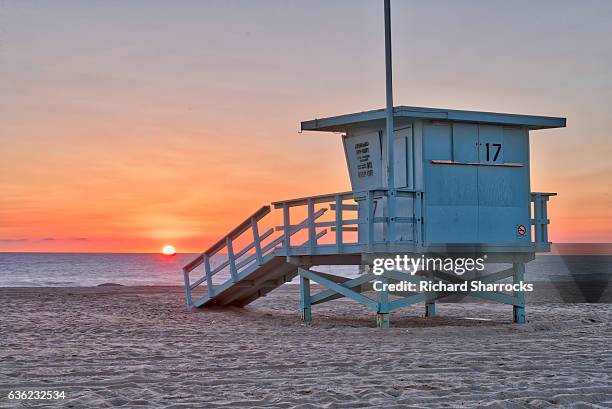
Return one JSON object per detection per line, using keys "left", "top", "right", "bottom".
{"left": 1, "top": 1, "right": 611, "bottom": 252}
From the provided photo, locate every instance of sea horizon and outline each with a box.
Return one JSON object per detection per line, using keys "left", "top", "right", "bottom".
{"left": 3, "top": 242, "right": 612, "bottom": 255}
{"left": 1, "top": 248, "right": 610, "bottom": 289}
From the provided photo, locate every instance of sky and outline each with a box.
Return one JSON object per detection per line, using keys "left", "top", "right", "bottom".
{"left": 1, "top": 0, "right": 611, "bottom": 252}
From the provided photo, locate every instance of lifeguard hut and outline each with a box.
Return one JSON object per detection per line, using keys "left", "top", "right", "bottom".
{"left": 182, "top": 1, "right": 566, "bottom": 327}
{"left": 182, "top": 106, "right": 564, "bottom": 327}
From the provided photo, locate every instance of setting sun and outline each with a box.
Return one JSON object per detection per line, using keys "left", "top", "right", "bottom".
{"left": 162, "top": 245, "right": 176, "bottom": 256}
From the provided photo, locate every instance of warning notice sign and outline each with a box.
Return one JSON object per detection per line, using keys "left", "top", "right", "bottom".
{"left": 344, "top": 131, "right": 382, "bottom": 191}
{"left": 355, "top": 141, "right": 374, "bottom": 178}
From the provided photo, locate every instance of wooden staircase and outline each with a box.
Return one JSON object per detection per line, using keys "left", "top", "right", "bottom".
{"left": 182, "top": 203, "right": 329, "bottom": 308}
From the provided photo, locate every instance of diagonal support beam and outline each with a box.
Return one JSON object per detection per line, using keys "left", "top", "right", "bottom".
{"left": 298, "top": 264, "right": 524, "bottom": 319}
{"left": 468, "top": 291, "right": 522, "bottom": 306}
{"left": 477, "top": 267, "right": 515, "bottom": 284}
{"left": 298, "top": 268, "right": 378, "bottom": 311}
{"left": 429, "top": 270, "right": 464, "bottom": 284}
{"left": 382, "top": 270, "right": 432, "bottom": 286}
{"left": 430, "top": 266, "right": 514, "bottom": 285}
{"left": 388, "top": 291, "right": 450, "bottom": 310}
{"left": 381, "top": 270, "right": 454, "bottom": 307}
{"left": 432, "top": 268, "right": 522, "bottom": 306}
{"left": 307, "top": 270, "right": 348, "bottom": 284}
{"left": 310, "top": 273, "right": 377, "bottom": 305}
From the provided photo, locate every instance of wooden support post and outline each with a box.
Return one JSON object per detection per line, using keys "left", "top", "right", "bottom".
{"left": 251, "top": 216, "right": 264, "bottom": 265}
{"left": 204, "top": 253, "right": 214, "bottom": 297}
{"left": 415, "top": 192, "right": 423, "bottom": 244}
{"left": 513, "top": 262, "right": 526, "bottom": 324}
{"left": 226, "top": 237, "right": 238, "bottom": 282}
{"left": 335, "top": 195, "right": 343, "bottom": 253}
{"left": 377, "top": 312, "right": 390, "bottom": 328}
{"left": 300, "top": 275, "right": 312, "bottom": 322}
{"left": 388, "top": 190, "right": 396, "bottom": 243}
{"left": 425, "top": 270, "right": 436, "bottom": 318}
{"left": 307, "top": 198, "right": 316, "bottom": 252}
{"left": 534, "top": 194, "right": 543, "bottom": 244}
{"left": 425, "top": 302, "right": 436, "bottom": 318}
{"left": 366, "top": 191, "right": 374, "bottom": 245}
{"left": 182, "top": 268, "right": 192, "bottom": 305}
{"left": 283, "top": 203, "right": 291, "bottom": 256}
{"left": 542, "top": 196, "right": 549, "bottom": 243}
{"left": 377, "top": 276, "right": 390, "bottom": 328}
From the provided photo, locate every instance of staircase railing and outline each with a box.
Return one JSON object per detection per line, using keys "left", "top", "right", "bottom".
{"left": 182, "top": 206, "right": 272, "bottom": 305}
{"left": 183, "top": 204, "right": 329, "bottom": 305}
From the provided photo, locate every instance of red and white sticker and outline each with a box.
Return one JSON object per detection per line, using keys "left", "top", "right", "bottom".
{"left": 517, "top": 224, "right": 527, "bottom": 236}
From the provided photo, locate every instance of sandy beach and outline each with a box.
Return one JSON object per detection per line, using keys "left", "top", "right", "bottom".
{"left": 0, "top": 285, "right": 610, "bottom": 408}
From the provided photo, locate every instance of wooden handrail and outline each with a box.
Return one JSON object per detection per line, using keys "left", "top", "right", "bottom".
{"left": 272, "top": 188, "right": 418, "bottom": 208}
{"left": 272, "top": 191, "right": 354, "bottom": 208}
{"left": 205, "top": 227, "right": 274, "bottom": 279}
{"left": 188, "top": 206, "right": 328, "bottom": 292}
{"left": 183, "top": 205, "right": 270, "bottom": 272}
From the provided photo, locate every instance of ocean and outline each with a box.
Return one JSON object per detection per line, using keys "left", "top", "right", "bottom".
{"left": 0, "top": 252, "right": 610, "bottom": 288}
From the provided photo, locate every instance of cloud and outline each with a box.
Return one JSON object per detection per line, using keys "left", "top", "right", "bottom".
{"left": 2, "top": 237, "right": 90, "bottom": 242}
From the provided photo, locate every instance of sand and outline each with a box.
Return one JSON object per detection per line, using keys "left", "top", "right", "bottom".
{"left": 0, "top": 285, "right": 611, "bottom": 408}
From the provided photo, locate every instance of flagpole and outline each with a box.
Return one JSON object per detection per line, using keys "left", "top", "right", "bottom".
{"left": 384, "top": 0, "right": 396, "bottom": 242}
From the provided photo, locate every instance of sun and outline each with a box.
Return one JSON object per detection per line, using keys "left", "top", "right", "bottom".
{"left": 162, "top": 245, "right": 176, "bottom": 255}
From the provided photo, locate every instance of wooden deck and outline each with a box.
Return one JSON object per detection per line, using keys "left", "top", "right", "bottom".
{"left": 183, "top": 189, "right": 553, "bottom": 311}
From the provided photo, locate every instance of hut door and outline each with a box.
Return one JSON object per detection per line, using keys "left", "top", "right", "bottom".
{"left": 476, "top": 126, "right": 530, "bottom": 243}
{"left": 424, "top": 123, "right": 479, "bottom": 243}
{"left": 392, "top": 126, "right": 414, "bottom": 241}
{"left": 392, "top": 126, "right": 413, "bottom": 189}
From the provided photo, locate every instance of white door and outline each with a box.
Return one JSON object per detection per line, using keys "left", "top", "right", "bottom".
{"left": 392, "top": 126, "right": 414, "bottom": 241}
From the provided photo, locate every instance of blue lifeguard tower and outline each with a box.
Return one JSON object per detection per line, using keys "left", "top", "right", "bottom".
{"left": 182, "top": 106, "right": 564, "bottom": 327}
{"left": 182, "top": 1, "right": 566, "bottom": 327}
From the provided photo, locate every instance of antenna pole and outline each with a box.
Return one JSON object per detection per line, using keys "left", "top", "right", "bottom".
{"left": 384, "top": 0, "right": 394, "bottom": 189}
{"left": 384, "top": 0, "right": 396, "bottom": 241}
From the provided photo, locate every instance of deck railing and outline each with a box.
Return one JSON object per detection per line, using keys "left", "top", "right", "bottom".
{"left": 531, "top": 192, "right": 556, "bottom": 247}
{"left": 271, "top": 189, "right": 423, "bottom": 255}
{"left": 184, "top": 189, "right": 554, "bottom": 304}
